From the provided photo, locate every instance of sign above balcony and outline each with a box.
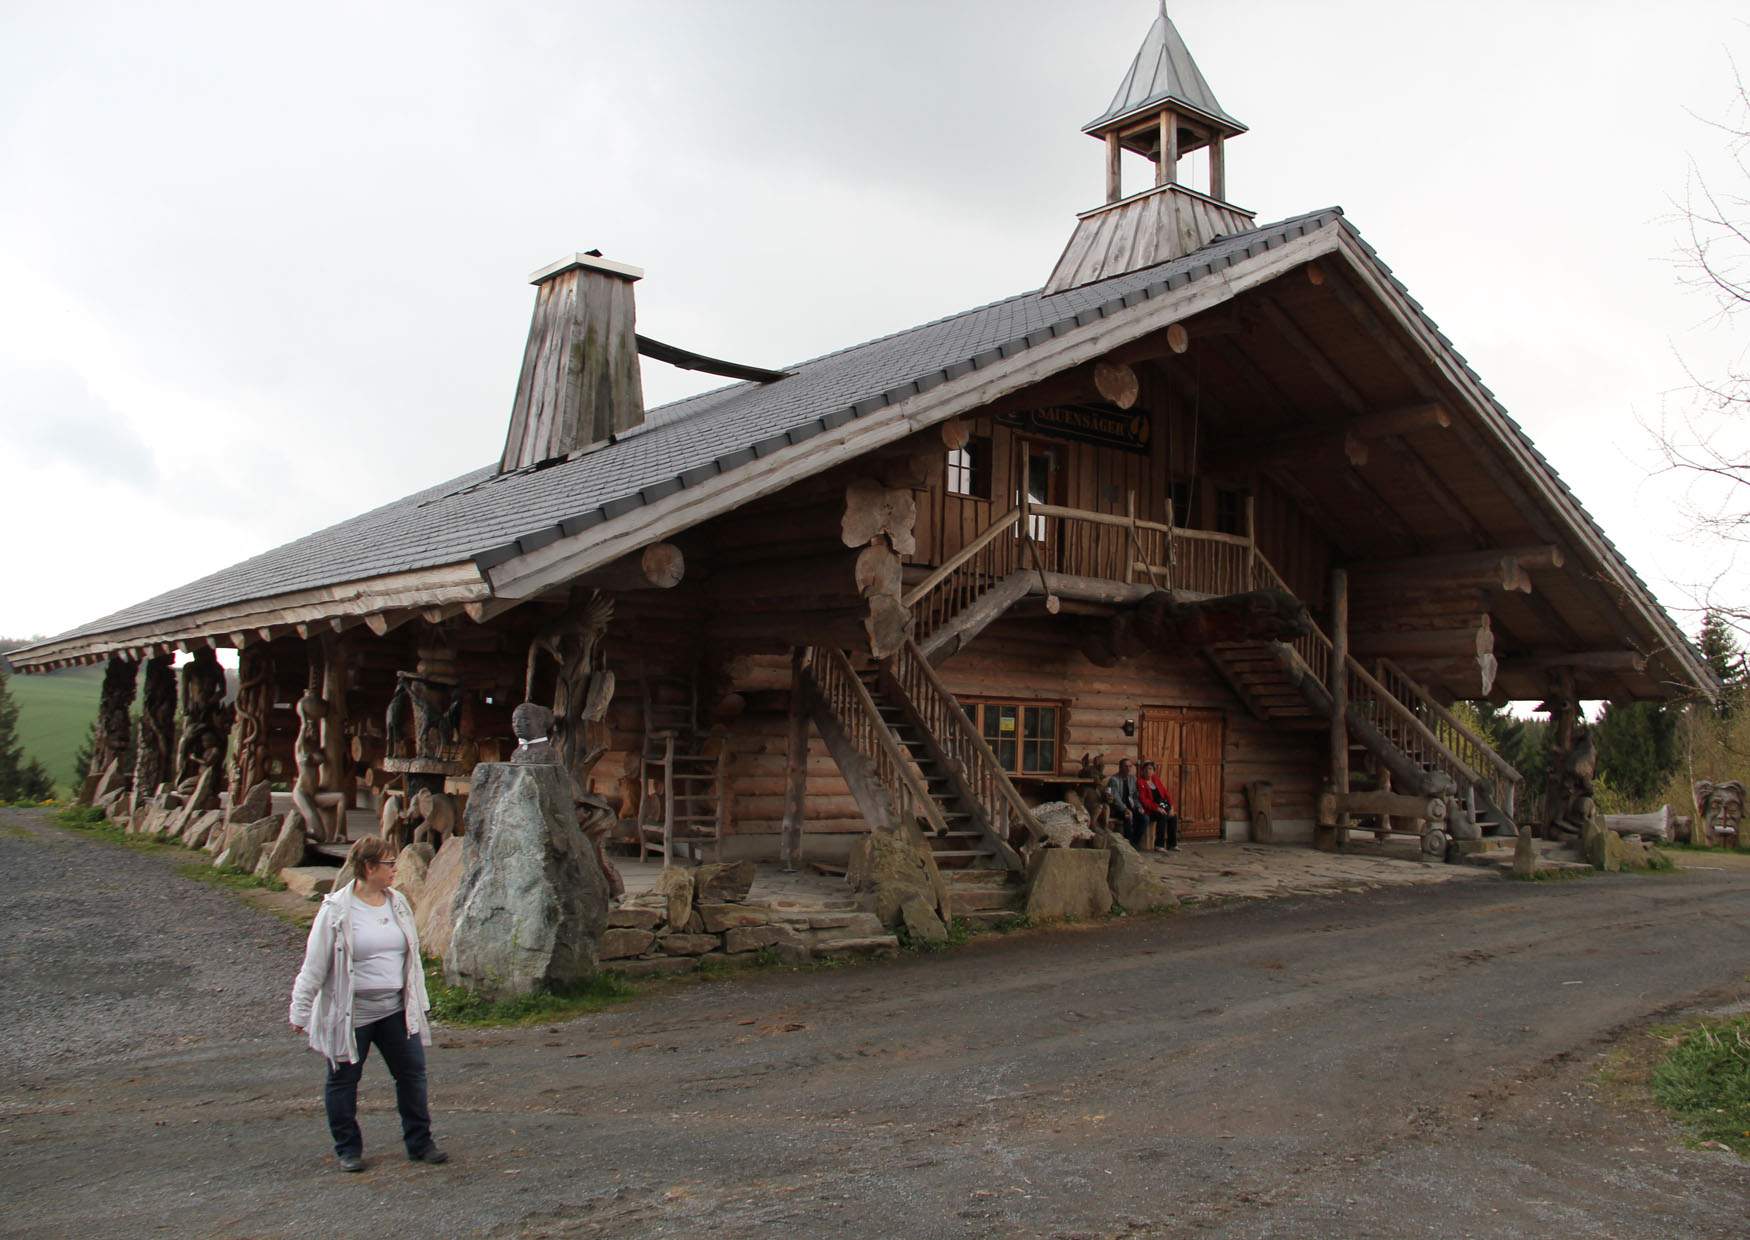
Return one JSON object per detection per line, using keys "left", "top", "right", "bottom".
{"left": 994, "top": 403, "right": 1152, "bottom": 454}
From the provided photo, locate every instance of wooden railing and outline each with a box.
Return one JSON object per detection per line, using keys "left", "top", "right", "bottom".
{"left": 1027, "top": 503, "right": 1252, "bottom": 598}
{"left": 801, "top": 646, "right": 948, "bottom": 837}
{"left": 1250, "top": 552, "right": 1330, "bottom": 687}
{"left": 889, "top": 638, "right": 1037, "bottom": 863}
{"left": 1375, "top": 658, "right": 1523, "bottom": 821}
{"left": 903, "top": 508, "right": 1023, "bottom": 646}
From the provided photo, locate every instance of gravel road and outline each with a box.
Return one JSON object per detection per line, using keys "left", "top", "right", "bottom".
{"left": 2, "top": 806, "right": 1746, "bottom": 1239}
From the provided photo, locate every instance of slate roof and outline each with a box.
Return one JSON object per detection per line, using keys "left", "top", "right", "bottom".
{"left": 37, "top": 207, "right": 1342, "bottom": 647}
{"left": 1084, "top": 5, "right": 1246, "bottom": 136}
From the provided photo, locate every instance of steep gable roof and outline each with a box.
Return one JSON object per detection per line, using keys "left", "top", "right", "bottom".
{"left": 1084, "top": 5, "right": 1245, "bottom": 136}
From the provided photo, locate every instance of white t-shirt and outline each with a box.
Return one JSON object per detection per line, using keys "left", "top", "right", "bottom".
{"left": 349, "top": 890, "right": 407, "bottom": 992}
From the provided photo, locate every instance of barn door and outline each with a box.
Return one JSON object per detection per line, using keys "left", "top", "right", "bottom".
{"left": 1140, "top": 707, "right": 1226, "bottom": 841}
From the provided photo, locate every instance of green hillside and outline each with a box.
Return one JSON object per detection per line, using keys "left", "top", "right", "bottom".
{"left": 5, "top": 664, "right": 102, "bottom": 797}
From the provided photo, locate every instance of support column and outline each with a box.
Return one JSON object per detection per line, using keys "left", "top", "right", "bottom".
{"left": 231, "top": 644, "right": 274, "bottom": 797}
{"left": 1159, "top": 109, "right": 1179, "bottom": 186}
{"left": 1105, "top": 132, "right": 1122, "bottom": 203}
{"left": 132, "top": 654, "right": 175, "bottom": 815}
{"left": 780, "top": 646, "right": 809, "bottom": 871}
{"left": 321, "top": 636, "right": 353, "bottom": 825}
{"left": 1541, "top": 669, "right": 1579, "bottom": 840}
{"left": 85, "top": 655, "right": 138, "bottom": 803}
{"left": 1324, "top": 567, "right": 1350, "bottom": 850}
{"left": 1209, "top": 135, "right": 1226, "bottom": 200}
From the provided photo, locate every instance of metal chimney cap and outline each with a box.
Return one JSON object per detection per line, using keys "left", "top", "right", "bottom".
{"left": 528, "top": 251, "right": 644, "bottom": 285}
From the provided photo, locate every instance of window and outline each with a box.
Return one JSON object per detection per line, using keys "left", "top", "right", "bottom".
{"left": 1215, "top": 487, "right": 1247, "bottom": 536}
{"left": 963, "top": 700, "right": 1060, "bottom": 774}
{"left": 946, "top": 435, "right": 993, "bottom": 500}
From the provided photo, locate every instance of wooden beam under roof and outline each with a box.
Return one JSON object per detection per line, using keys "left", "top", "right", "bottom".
{"left": 1255, "top": 296, "right": 1368, "bottom": 416}
{"left": 634, "top": 334, "right": 791, "bottom": 385}
{"left": 1351, "top": 545, "right": 1564, "bottom": 577}
{"left": 1205, "top": 429, "right": 1368, "bottom": 474}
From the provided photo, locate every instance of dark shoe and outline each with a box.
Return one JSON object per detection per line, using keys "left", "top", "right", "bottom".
{"left": 338, "top": 1154, "right": 365, "bottom": 1173}
{"left": 410, "top": 1146, "right": 449, "bottom": 1165}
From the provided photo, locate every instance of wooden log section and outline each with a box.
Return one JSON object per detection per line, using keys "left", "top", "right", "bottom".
{"left": 574, "top": 542, "right": 684, "bottom": 591}
{"left": 1081, "top": 589, "right": 1312, "bottom": 667}
{"left": 1351, "top": 545, "right": 1562, "bottom": 580}
{"left": 1390, "top": 654, "right": 1499, "bottom": 699}
{"left": 1350, "top": 618, "right": 1494, "bottom": 660}
{"left": 1497, "top": 650, "right": 1647, "bottom": 673}
{"left": 1206, "top": 429, "right": 1368, "bottom": 475}
{"left": 1333, "top": 790, "right": 1447, "bottom": 821}
{"left": 1092, "top": 361, "right": 1140, "bottom": 410}
{"left": 940, "top": 418, "right": 972, "bottom": 451}
{"left": 841, "top": 479, "right": 917, "bottom": 556}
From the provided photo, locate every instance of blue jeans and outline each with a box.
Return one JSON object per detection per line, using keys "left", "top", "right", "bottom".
{"left": 323, "top": 1010, "right": 433, "bottom": 1159}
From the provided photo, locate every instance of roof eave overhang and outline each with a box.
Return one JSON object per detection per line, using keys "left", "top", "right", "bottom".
{"left": 1325, "top": 225, "right": 1716, "bottom": 701}
{"left": 1082, "top": 97, "right": 1248, "bottom": 140}
{"left": 5, "top": 562, "right": 492, "bottom": 672}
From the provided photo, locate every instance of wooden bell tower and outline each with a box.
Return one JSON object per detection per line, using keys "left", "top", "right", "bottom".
{"left": 1044, "top": 3, "right": 1257, "bottom": 294}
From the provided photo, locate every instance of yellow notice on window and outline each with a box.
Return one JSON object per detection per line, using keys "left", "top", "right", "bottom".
{"left": 999, "top": 716, "right": 1016, "bottom": 732}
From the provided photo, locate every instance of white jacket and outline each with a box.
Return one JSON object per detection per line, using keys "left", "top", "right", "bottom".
{"left": 288, "top": 880, "right": 432, "bottom": 1065}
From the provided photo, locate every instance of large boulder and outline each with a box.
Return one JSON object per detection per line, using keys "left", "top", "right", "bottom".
{"left": 228, "top": 780, "right": 273, "bottom": 824}
{"left": 254, "top": 815, "right": 305, "bottom": 879}
{"left": 859, "top": 825, "right": 948, "bottom": 928}
{"left": 181, "top": 809, "right": 226, "bottom": 850}
{"left": 1025, "top": 847, "right": 1113, "bottom": 921}
{"left": 213, "top": 818, "right": 276, "bottom": 873}
{"left": 444, "top": 762, "right": 611, "bottom": 1000}
{"left": 899, "top": 890, "right": 949, "bottom": 944}
{"left": 1104, "top": 835, "right": 1175, "bottom": 911}
{"left": 1033, "top": 800, "right": 1094, "bottom": 849}
{"left": 693, "top": 861, "right": 755, "bottom": 904}
{"left": 414, "top": 835, "right": 466, "bottom": 958}
{"left": 392, "top": 842, "right": 438, "bottom": 909}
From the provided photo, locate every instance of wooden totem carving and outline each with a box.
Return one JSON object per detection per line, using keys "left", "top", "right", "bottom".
{"left": 175, "top": 646, "right": 231, "bottom": 791}
{"left": 386, "top": 673, "right": 460, "bottom": 762}
{"left": 133, "top": 655, "right": 176, "bottom": 802}
{"left": 230, "top": 645, "right": 274, "bottom": 795}
{"left": 86, "top": 655, "right": 138, "bottom": 795}
{"left": 1693, "top": 779, "right": 1745, "bottom": 849}
{"left": 524, "top": 589, "right": 616, "bottom": 789}
{"left": 293, "top": 690, "right": 348, "bottom": 843}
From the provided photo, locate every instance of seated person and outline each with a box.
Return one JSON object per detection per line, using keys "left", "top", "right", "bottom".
{"left": 1104, "top": 757, "right": 1146, "bottom": 848}
{"left": 1138, "top": 760, "right": 1179, "bottom": 852}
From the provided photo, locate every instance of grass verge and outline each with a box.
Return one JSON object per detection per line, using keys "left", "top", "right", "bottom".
{"left": 423, "top": 956, "right": 637, "bottom": 1026}
{"left": 178, "top": 862, "right": 286, "bottom": 893}
{"left": 1651, "top": 1016, "right": 1750, "bottom": 1157}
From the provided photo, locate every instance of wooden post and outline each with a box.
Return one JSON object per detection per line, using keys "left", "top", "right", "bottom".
{"left": 1541, "top": 669, "right": 1577, "bottom": 838}
{"left": 1244, "top": 491, "right": 1257, "bottom": 582}
{"left": 1328, "top": 568, "right": 1350, "bottom": 847}
{"left": 1105, "top": 132, "right": 1122, "bottom": 203}
{"left": 780, "top": 647, "right": 809, "bottom": 871}
{"left": 132, "top": 654, "right": 176, "bottom": 815}
{"left": 1161, "top": 110, "right": 1179, "bottom": 185}
{"left": 320, "top": 637, "right": 353, "bottom": 834}
{"left": 661, "top": 732, "right": 676, "bottom": 866}
{"left": 1209, "top": 135, "right": 1226, "bottom": 200}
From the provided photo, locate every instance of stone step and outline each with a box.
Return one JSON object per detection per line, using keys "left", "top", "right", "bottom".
{"left": 944, "top": 867, "right": 1016, "bottom": 885}
{"left": 958, "top": 907, "right": 1024, "bottom": 930}
{"left": 813, "top": 934, "right": 900, "bottom": 957}
{"left": 282, "top": 865, "right": 342, "bottom": 899}
{"left": 951, "top": 885, "right": 1023, "bottom": 911}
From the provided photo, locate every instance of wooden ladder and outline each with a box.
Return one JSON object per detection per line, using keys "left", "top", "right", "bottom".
{"left": 636, "top": 668, "right": 728, "bottom": 865}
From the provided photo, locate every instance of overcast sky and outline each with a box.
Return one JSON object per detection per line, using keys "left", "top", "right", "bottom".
{"left": 2, "top": 0, "right": 1746, "bottom": 645}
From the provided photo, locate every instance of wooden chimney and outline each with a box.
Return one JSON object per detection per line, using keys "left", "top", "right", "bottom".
{"left": 499, "top": 251, "right": 646, "bottom": 473}
{"left": 1044, "top": 4, "right": 1254, "bottom": 295}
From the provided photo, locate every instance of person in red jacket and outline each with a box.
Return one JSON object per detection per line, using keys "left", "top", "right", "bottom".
{"left": 1138, "top": 760, "right": 1179, "bottom": 851}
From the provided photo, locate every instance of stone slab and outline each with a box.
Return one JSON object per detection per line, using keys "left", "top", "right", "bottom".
{"left": 282, "top": 866, "right": 342, "bottom": 899}
{"left": 600, "top": 928, "right": 657, "bottom": 960}
{"left": 607, "top": 907, "right": 663, "bottom": 931}
{"left": 658, "top": 933, "right": 719, "bottom": 957}
{"left": 610, "top": 955, "right": 699, "bottom": 977}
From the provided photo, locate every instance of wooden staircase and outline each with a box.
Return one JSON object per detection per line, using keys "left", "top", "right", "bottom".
{"left": 797, "top": 643, "right": 1031, "bottom": 927}
{"left": 637, "top": 670, "right": 729, "bottom": 864}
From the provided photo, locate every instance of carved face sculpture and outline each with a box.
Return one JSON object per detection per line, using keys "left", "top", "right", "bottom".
{"left": 1694, "top": 780, "right": 1745, "bottom": 842}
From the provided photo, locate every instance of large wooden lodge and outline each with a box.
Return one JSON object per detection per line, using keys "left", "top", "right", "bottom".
{"left": 9, "top": 10, "right": 1712, "bottom": 879}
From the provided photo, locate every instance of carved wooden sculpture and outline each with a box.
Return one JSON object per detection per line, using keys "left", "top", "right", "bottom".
{"left": 175, "top": 647, "right": 231, "bottom": 789}
{"left": 133, "top": 655, "right": 176, "bottom": 804}
{"left": 1245, "top": 780, "right": 1275, "bottom": 844}
{"left": 1546, "top": 724, "right": 1599, "bottom": 838}
{"left": 84, "top": 655, "right": 138, "bottom": 801}
{"left": 524, "top": 590, "right": 616, "bottom": 788}
{"left": 1693, "top": 779, "right": 1745, "bottom": 849}
{"left": 231, "top": 646, "right": 273, "bottom": 796}
{"left": 292, "top": 690, "right": 348, "bottom": 843}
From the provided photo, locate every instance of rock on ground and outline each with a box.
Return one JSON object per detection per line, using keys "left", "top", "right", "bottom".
{"left": 899, "top": 890, "right": 949, "bottom": 944}
{"left": 1025, "top": 847, "right": 1113, "bottom": 921}
{"left": 445, "top": 762, "right": 610, "bottom": 999}
{"left": 213, "top": 819, "right": 276, "bottom": 873}
{"left": 1104, "top": 835, "right": 1175, "bottom": 911}
{"left": 414, "top": 835, "right": 466, "bottom": 958}
{"left": 392, "top": 842, "right": 437, "bottom": 909}
{"left": 227, "top": 780, "right": 272, "bottom": 824}
{"left": 253, "top": 815, "right": 304, "bottom": 880}
{"left": 692, "top": 861, "right": 755, "bottom": 903}
{"left": 654, "top": 866, "right": 695, "bottom": 930}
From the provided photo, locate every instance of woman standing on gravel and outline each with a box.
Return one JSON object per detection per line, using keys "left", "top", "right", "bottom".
{"left": 288, "top": 835, "right": 447, "bottom": 1172}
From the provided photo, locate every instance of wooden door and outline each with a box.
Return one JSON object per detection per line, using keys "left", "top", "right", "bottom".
{"left": 1019, "top": 439, "right": 1064, "bottom": 569}
{"left": 1139, "top": 707, "right": 1226, "bottom": 841}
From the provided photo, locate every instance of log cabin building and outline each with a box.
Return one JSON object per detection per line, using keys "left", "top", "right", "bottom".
{"left": 9, "top": 9, "right": 1714, "bottom": 889}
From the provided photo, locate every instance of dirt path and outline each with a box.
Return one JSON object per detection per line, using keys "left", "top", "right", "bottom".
{"left": 2, "top": 807, "right": 1746, "bottom": 1239}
